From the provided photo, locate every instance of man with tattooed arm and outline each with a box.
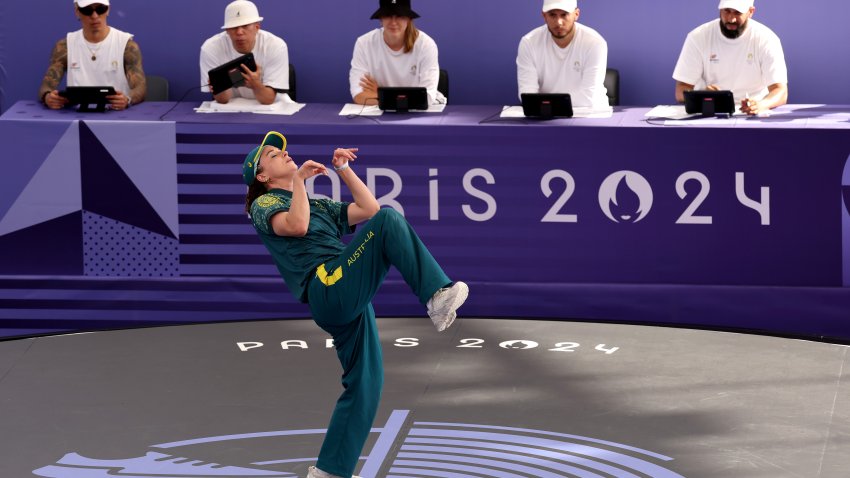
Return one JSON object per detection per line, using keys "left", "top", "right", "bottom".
{"left": 39, "top": 0, "right": 146, "bottom": 110}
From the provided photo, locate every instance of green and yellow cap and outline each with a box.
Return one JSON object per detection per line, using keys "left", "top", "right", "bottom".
{"left": 242, "top": 131, "right": 287, "bottom": 185}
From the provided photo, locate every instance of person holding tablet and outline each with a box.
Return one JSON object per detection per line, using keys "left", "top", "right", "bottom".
{"left": 516, "top": 0, "right": 609, "bottom": 111}
{"left": 349, "top": 0, "right": 445, "bottom": 106}
{"left": 672, "top": 0, "right": 788, "bottom": 115}
{"left": 200, "top": 0, "right": 289, "bottom": 105}
{"left": 39, "top": 0, "right": 146, "bottom": 110}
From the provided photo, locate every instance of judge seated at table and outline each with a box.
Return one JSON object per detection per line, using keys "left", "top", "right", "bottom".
{"left": 199, "top": 0, "right": 290, "bottom": 105}
{"left": 516, "top": 0, "right": 610, "bottom": 111}
{"left": 672, "top": 0, "right": 788, "bottom": 116}
{"left": 349, "top": 0, "right": 446, "bottom": 106}
{"left": 38, "top": 0, "right": 146, "bottom": 111}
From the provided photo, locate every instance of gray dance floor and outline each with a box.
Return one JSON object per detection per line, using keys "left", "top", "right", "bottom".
{"left": 1, "top": 318, "right": 848, "bottom": 478}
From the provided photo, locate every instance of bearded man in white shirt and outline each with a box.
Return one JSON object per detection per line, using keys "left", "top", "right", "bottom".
{"left": 673, "top": 0, "right": 788, "bottom": 116}
{"left": 516, "top": 0, "right": 610, "bottom": 111}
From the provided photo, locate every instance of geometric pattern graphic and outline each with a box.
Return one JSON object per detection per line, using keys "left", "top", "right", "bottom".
{"left": 83, "top": 211, "right": 178, "bottom": 277}
{"left": 79, "top": 122, "right": 176, "bottom": 239}
{"left": 0, "top": 119, "right": 177, "bottom": 275}
{"left": 84, "top": 121, "right": 178, "bottom": 238}
{"left": 0, "top": 121, "right": 178, "bottom": 239}
{"left": 0, "top": 122, "right": 82, "bottom": 237}
{"left": 32, "top": 410, "right": 686, "bottom": 478}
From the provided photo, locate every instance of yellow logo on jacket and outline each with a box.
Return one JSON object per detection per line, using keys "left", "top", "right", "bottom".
{"left": 317, "top": 264, "right": 343, "bottom": 286}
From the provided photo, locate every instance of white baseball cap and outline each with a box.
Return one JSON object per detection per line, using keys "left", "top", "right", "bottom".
{"left": 718, "top": 0, "right": 754, "bottom": 13}
{"left": 222, "top": 0, "right": 263, "bottom": 30}
{"left": 75, "top": 0, "right": 109, "bottom": 7}
{"left": 543, "top": 0, "right": 577, "bottom": 13}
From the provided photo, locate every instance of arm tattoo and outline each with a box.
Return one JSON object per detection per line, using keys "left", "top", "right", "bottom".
{"left": 38, "top": 39, "right": 68, "bottom": 100}
{"left": 124, "top": 39, "right": 147, "bottom": 103}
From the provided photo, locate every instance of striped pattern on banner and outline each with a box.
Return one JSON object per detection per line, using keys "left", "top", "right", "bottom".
{"left": 0, "top": 277, "right": 303, "bottom": 337}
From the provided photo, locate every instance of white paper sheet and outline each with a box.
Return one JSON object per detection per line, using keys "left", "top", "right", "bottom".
{"left": 499, "top": 106, "right": 526, "bottom": 118}
{"left": 500, "top": 105, "right": 613, "bottom": 119}
{"left": 645, "top": 104, "right": 755, "bottom": 123}
{"left": 573, "top": 106, "right": 614, "bottom": 118}
{"left": 194, "top": 96, "right": 305, "bottom": 115}
{"left": 338, "top": 103, "right": 447, "bottom": 116}
{"left": 339, "top": 104, "right": 383, "bottom": 116}
{"left": 644, "top": 105, "right": 696, "bottom": 120}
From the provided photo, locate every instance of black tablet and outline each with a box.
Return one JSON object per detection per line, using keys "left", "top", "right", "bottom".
{"left": 208, "top": 53, "right": 257, "bottom": 93}
{"left": 684, "top": 90, "right": 736, "bottom": 117}
{"left": 59, "top": 86, "right": 116, "bottom": 112}
{"left": 377, "top": 87, "right": 428, "bottom": 112}
{"left": 521, "top": 93, "right": 573, "bottom": 119}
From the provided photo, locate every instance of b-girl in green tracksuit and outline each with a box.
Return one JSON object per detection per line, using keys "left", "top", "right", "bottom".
{"left": 242, "top": 131, "right": 468, "bottom": 478}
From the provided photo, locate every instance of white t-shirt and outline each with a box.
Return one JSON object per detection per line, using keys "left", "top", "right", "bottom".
{"left": 516, "top": 23, "right": 609, "bottom": 110}
{"left": 349, "top": 28, "right": 446, "bottom": 105}
{"left": 66, "top": 28, "right": 132, "bottom": 95}
{"left": 672, "top": 18, "right": 787, "bottom": 104}
{"left": 199, "top": 30, "right": 289, "bottom": 99}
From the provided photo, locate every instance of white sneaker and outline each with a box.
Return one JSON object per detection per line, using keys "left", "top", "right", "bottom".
{"left": 426, "top": 281, "right": 469, "bottom": 332}
{"left": 306, "top": 465, "right": 361, "bottom": 478}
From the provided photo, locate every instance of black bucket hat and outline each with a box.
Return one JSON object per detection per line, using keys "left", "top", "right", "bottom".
{"left": 370, "top": 0, "right": 420, "bottom": 20}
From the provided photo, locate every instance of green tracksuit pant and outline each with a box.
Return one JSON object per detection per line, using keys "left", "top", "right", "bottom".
{"left": 307, "top": 208, "right": 451, "bottom": 478}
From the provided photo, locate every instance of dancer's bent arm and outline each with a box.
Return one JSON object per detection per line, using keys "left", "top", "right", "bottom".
{"left": 272, "top": 160, "right": 327, "bottom": 237}
{"left": 333, "top": 148, "right": 380, "bottom": 225}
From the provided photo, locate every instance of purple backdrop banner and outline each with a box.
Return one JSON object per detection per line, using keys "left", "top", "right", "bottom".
{"left": 174, "top": 121, "right": 850, "bottom": 288}
{"left": 2, "top": 103, "right": 850, "bottom": 340}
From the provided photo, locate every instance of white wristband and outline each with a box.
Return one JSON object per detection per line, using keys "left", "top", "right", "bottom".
{"left": 334, "top": 162, "right": 350, "bottom": 172}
